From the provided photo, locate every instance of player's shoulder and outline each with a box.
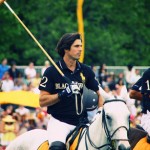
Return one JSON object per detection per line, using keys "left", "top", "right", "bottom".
{"left": 45, "top": 65, "right": 55, "bottom": 72}
{"left": 44, "top": 64, "right": 59, "bottom": 76}
{"left": 144, "top": 68, "right": 150, "bottom": 74}
{"left": 80, "top": 63, "right": 92, "bottom": 71}
{"left": 143, "top": 68, "right": 150, "bottom": 77}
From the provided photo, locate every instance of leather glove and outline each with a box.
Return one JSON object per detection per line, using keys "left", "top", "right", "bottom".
{"left": 58, "top": 83, "right": 80, "bottom": 99}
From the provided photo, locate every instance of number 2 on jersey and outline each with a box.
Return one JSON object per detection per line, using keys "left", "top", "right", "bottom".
{"left": 40, "top": 76, "right": 48, "bottom": 87}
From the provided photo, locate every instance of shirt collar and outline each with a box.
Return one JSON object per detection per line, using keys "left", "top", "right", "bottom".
{"left": 59, "top": 59, "right": 81, "bottom": 71}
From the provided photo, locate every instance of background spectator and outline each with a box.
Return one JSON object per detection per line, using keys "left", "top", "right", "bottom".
{"left": 125, "top": 64, "right": 136, "bottom": 89}
{"left": 41, "top": 60, "right": 50, "bottom": 76}
{"left": 105, "top": 73, "right": 116, "bottom": 91}
{"left": 32, "top": 72, "right": 41, "bottom": 88}
{"left": 2, "top": 105, "right": 14, "bottom": 116}
{"left": 22, "top": 74, "right": 32, "bottom": 87}
{"left": 1, "top": 72, "right": 14, "bottom": 92}
{"left": 98, "top": 63, "right": 108, "bottom": 87}
{"left": 13, "top": 78, "right": 24, "bottom": 91}
{"left": 8, "top": 61, "right": 21, "bottom": 80}
{"left": 132, "top": 69, "right": 141, "bottom": 83}
{"left": 27, "top": 117, "right": 37, "bottom": 131}
{"left": 17, "top": 120, "right": 29, "bottom": 136}
{"left": 24, "top": 62, "right": 36, "bottom": 80}
{"left": 15, "top": 105, "right": 30, "bottom": 116}
{"left": 0, "top": 115, "right": 19, "bottom": 147}
{"left": 0, "top": 58, "right": 9, "bottom": 80}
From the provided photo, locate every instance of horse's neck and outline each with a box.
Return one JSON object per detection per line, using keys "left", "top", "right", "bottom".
{"left": 88, "top": 111, "right": 107, "bottom": 147}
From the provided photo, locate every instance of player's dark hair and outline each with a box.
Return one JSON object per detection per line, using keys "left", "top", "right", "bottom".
{"left": 55, "top": 33, "right": 82, "bottom": 57}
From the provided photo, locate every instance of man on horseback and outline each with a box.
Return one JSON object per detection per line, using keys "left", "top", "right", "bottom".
{"left": 129, "top": 68, "right": 150, "bottom": 138}
{"left": 38, "top": 33, "right": 103, "bottom": 150}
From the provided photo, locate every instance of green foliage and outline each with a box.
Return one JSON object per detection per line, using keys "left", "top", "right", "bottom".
{"left": 0, "top": 0, "right": 149, "bottom": 66}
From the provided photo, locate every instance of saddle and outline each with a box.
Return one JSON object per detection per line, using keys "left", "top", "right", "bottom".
{"left": 37, "top": 123, "right": 88, "bottom": 150}
{"left": 66, "top": 123, "right": 88, "bottom": 150}
{"left": 38, "top": 141, "right": 49, "bottom": 150}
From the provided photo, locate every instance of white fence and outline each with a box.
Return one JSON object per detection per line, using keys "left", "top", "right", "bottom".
{"left": 17, "top": 66, "right": 149, "bottom": 77}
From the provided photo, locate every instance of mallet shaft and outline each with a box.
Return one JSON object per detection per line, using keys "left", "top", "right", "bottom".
{"left": 4, "top": 1, "right": 64, "bottom": 77}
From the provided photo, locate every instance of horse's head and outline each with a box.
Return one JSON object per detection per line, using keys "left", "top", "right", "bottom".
{"left": 100, "top": 86, "right": 131, "bottom": 150}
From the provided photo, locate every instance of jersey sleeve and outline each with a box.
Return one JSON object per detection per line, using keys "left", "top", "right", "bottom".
{"left": 85, "top": 66, "right": 99, "bottom": 92}
{"left": 39, "top": 67, "right": 54, "bottom": 93}
{"left": 141, "top": 68, "right": 150, "bottom": 94}
{"left": 131, "top": 78, "right": 142, "bottom": 91}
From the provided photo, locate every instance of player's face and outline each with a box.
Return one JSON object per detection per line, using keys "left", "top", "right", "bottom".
{"left": 66, "top": 39, "right": 82, "bottom": 60}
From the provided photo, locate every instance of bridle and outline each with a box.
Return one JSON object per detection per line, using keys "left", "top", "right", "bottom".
{"left": 84, "top": 99, "right": 129, "bottom": 150}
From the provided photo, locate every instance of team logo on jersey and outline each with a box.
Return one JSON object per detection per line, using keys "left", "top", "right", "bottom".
{"left": 80, "top": 72, "right": 85, "bottom": 84}
{"left": 55, "top": 82, "right": 84, "bottom": 90}
{"left": 55, "top": 83, "right": 68, "bottom": 89}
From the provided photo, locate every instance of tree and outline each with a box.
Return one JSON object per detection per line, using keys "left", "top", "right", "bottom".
{"left": 0, "top": 0, "right": 149, "bottom": 66}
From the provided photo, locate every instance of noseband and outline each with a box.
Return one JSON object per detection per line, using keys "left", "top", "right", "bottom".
{"left": 85, "top": 99, "right": 129, "bottom": 150}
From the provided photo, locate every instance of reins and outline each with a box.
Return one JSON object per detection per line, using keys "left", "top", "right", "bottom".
{"left": 75, "top": 93, "right": 84, "bottom": 115}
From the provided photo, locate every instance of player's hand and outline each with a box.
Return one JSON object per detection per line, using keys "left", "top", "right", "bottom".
{"left": 70, "top": 84, "right": 80, "bottom": 94}
{"left": 58, "top": 83, "right": 80, "bottom": 99}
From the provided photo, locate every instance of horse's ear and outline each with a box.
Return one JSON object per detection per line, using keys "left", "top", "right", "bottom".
{"left": 99, "top": 86, "right": 111, "bottom": 101}
{"left": 120, "top": 85, "right": 129, "bottom": 102}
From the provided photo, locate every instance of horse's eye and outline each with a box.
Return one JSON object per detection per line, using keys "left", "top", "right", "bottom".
{"left": 106, "top": 115, "right": 111, "bottom": 120}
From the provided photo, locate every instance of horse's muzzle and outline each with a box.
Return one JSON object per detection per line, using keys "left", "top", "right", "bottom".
{"left": 118, "top": 144, "right": 131, "bottom": 150}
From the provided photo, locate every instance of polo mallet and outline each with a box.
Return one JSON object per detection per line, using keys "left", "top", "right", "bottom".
{"left": 0, "top": 0, "right": 68, "bottom": 80}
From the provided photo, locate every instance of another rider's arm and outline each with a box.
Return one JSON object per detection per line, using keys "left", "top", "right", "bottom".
{"left": 129, "top": 77, "right": 143, "bottom": 101}
{"left": 129, "top": 90, "right": 142, "bottom": 101}
{"left": 39, "top": 91, "right": 60, "bottom": 107}
{"left": 96, "top": 90, "right": 104, "bottom": 107}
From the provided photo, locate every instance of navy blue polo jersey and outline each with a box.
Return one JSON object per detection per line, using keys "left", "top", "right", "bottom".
{"left": 39, "top": 59, "right": 99, "bottom": 125}
{"left": 132, "top": 68, "right": 150, "bottom": 113}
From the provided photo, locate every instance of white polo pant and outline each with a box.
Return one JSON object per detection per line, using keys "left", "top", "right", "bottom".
{"left": 140, "top": 111, "right": 150, "bottom": 135}
{"left": 47, "top": 116, "right": 76, "bottom": 144}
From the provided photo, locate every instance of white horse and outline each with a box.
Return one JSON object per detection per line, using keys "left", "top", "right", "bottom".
{"left": 6, "top": 87, "right": 131, "bottom": 150}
